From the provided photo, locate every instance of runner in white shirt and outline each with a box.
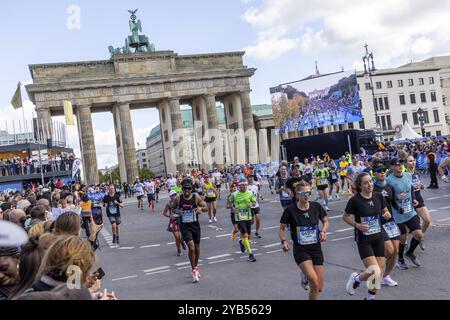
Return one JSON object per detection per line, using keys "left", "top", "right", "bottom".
{"left": 166, "top": 174, "right": 177, "bottom": 192}
{"left": 212, "top": 169, "right": 223, "bottom": 200}
{"left": 133, "top": 178, "right": 146, "bottom": 210}
{"left": 144, "top": 179, "right": 156, "bottom": 211}
{"left": 247, "top": 174, "right": 262, "bottom": 239}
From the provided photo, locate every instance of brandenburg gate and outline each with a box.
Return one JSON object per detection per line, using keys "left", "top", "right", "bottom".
{"left": 25, "top": 11, "right": 258, "bottom": 185}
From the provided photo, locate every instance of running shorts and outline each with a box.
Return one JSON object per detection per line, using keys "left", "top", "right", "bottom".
{"left": 236, "top": 220, "right": 252, "bottom": 235}
{"left": 397, "top": 215, "right": 421, "bottom": 235}
{"left": 215, "top": 184, "right": 221, "bottom": 189}
{"left": 180, "top": 222, "right": 201, "bottom": 244}
{"left": 357, "top": 237, "right": 385, "bottom": 260}
{"left": 137, "top": 195, "right": 144, "bottom": 200}
{"left": 329, "top": 179, "right": 338, "bottom": 184}
{"left": 382, "top": 223, "right": 401, "bottom": 242}
{"left": 251, "top": 207, "right": 261, "bottom": 216}
{"left": 414, "top": 192, "right": 425, "bottom": 209}
{"left": 293, "top": 244, "right": 324, "bottom": 266}
{"left": 147, "top": 194, "right": 155, "bottom": 201}
{"left": 108, "top": 215, "right": 122, "bottom": 226}
{"left": 317, "top": 184, "right": 329, "bottom": 191}
{"left": 230, "top": 213, "right": 236, "bottom": 225}
{"left": 205, "top": 197, "right": 216, "bottom": 203}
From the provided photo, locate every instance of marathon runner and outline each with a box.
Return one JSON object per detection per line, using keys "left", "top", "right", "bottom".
{"left": 175, "top": 179, "right": 207, "bottom": 283}
{"left": 203, "top": 175, "right": 218, "bottom": 224}
{"left": 133, "top": 178, "right": 145, "bottom": 211}
{"left": 386, "top": 158, "right": 423, "bottom": 269}
{"left": 227, "top": 178, "right": 257, "bottom": 262}
{"left": 279, "top": 181, "right": 329, "bottom": 300}
{"left": 347, "top": 155, "right": 365, "bottom": 195}
{"left": 438, "top": 157, "right": 450, "bottom": 182}
{"left": 339, "top": 155, "right": 350, "bottom": 195}
{"left": 372, "top": 162, "right": 401, "bottom": 287}
{"left": 226, "top": 182, "right": 239, "bottom": 241}
{"left": 166, "top": 174, "right": 177, "bottom": 192}
{"left": 313, "top": 160, "right": 330, "bottom": 211}
{"left": 247, "top": 174, "right": 262, "bottom": 239}
{"left": 343, "top": 172, "right": 392, "bottom": 300}
{"left": 144, "top": 179, "right": 156, "bottom": 212}
{"left": 328, "top": 161, "right": 341, "bottom": 200}
{"left": 212, "top": 169, "right": 223, "bottom": 200}
{"left": 163, "top": 190, "right": 185, "bottom": 256}
{"left": 406, "top": 155, "right": 431, "bottom": 250}
{"left": 103, "top": 185, "right": 124, "bottom": 245}
{"left": 276, "top": 166, "right": 293, "bottom": 209}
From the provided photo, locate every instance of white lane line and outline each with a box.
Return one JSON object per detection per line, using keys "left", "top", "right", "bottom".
{"left": 438, "top": 206, "right": 450, "bottom": 210}
{"left": 437, "top": 217, "right": 450, "bottom": 222}
{"left": 427, "top": 197, "right": 441, "bottom": 201}
{"left": 145, "top": 269, "right": 171, "bottom": 276}
{"left": 201, "top": 237, "right": 211, "bottom": 240}
{"left": 328, "top": 215, "right": 343, "bottom": 220}
{"left": 207, "top": 254, "right": 232, "bottom": 260}
{"left": 263, "top": 243, "right": 280, "bottom": 248}
{"left": 429, "top": 209, "right": 438, "bottom": 213}
{"left": 175, "top": 260, "right": 203, "bottom": 267}
{"left": 112, "top": 275, "right": 138, "bottom": 282}
{"left": 271, "top": 200, "right": 279, "bottom": 203}
{"left": 216, "top": 234, "right": 232, "bottom": 238}
{"left": 331, "top": 236, "right": 354, "bottom": 242}
{"left": 239, "top": 253, "right": 263, "bottom": 259}
{"left": 327, "top": 232, "right": 334, "bottom": 235}
{"left": 177, "top": 263, "right": 203, "bottom": 270}
{"left": 263, "top": 226, "right": 279, "bottom": 230}
{"left": 209, "top": 258, "right": 235, "bottom": 265}
{"left": 143, "top": 266, "right": 170, "bottom": 273}
{"left": 167, "top": 242, "right": 175, "bottom": 245}
{"left": 117, "top": 247, "right": 135, "bottom": 250}
{"left": 266, "top": 249, "right": 282, "bottom": 254}
{"left": 140, "top": 244, "right": 161, "bottom": 249}
{"left": 335, "top": 227, "right": 353, "bottom": 233}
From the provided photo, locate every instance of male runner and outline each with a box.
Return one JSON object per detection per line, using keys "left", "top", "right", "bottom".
{"left": 247, "top": 174, "right": 262, "bottom": 239}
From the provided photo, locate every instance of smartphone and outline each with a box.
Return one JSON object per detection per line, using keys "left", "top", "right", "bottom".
{"left": 96, "top": 267, "right": 106, "bottom": 280}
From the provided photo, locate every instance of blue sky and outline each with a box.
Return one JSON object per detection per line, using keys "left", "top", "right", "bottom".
{"left": 2, "top": 0, "right": 450, "bottom": 167}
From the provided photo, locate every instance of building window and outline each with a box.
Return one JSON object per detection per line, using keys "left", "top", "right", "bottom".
{"left": 408, "top": 79, "right": 414, "bottom": 86}
{"left": 386, "top": 115, "right": 392, "bottom": 130}
{"left": 365, "top": 83, "right": 371, "bottom": 90}
{"left": 376, "top": 82, "right": 382, "bottom": 89}
{"left": 402, "top": 113, "right": 408, "bottom": 124}
{"left": 398, "top": 80, "right": 403, "bottom": 87}
{"left": 429, "top": 77, "right": 435, "bottom": 84}
{"left": 164, "top": 130, "right": 169, "bottom": 142}
{"left": 384, "top": 97, "right": 389, "bottom": 109}
{"left": 410, "top": 93, "right": 416, "bottom": 104}
{"left": 381, "top": 116, "right": 387, "bottom": 131}
{"left": 419, "top": 78, "right": 424, "bottom": 85}
{"left": 431, "top": 91, "right": 437, "bottom": 102}
{"left": 373, "top": 98, "right": 378, "bottom": 110}
{"left": 412, "top": 112, "right": 419, "bottom": 125}
{"left": 420, "top": 92, "right": 426, "bottom": 103}
{"left": 378, "top": 97, "right": 384, "bottom": 110}
{"left": 436, "top": 130, "right": 442, "bottom": 136}
{"left": 308, "top": 129, "right": 314, "bottom": 135}
{"left": 433, "top": 110, "right": 440, "bottom": 123}
{"left": 399, "top": 94, "right": 406, "bottom": 105}
{"left": 359, "top": 120, "right": 365, "bottom": 129}
{"left": 426, "top": 132, "right": 431, "bottom": 137}
{"left": 387, "top": 81, "right": 393, "bottom": 88}
{"left": 348, "top": 122, "right": 354, "bottom": 129}
{"left": 338, "top": 125, "right": 343, "bottom": 131}
{"left": 142, "top": 153, "right": 146, "bottom": 157}
{"left": 423, "top": 111, "right": 430, "bottom": 124}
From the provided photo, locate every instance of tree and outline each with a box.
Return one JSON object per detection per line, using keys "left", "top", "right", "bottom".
{"left": 98, "top": 167, "right": 121, "bottom": 184}
{"left": 139, "top": 167, "right": 155, "bottom": 180}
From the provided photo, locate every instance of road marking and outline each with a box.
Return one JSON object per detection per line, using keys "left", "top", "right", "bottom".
{"left": 117, "top": 247, "right": 135, "bottom": 250}
{"left": 167, "top": 242, "right": 175, "bottom": 245}
{"left": 266, "top": 249, "right": 282, "bottom": 254}
{"left": 177, "top": 263, "right": 204, "bottom": 270}
{"left": 140, "top": 244, "right": 161, "bottom": 248}
{"left": 209, "top": 258, "right": 235, "bottom": 264}
{"left": 327, "top": 232, "right": 334, "bottom": 235}
{"left": 335, "top": 227, "right": 353, "bottom": 233}
{"left": 437, "top": 218, "right": 450, "bottom": 222}
{"left": 216, "top": 234, "right": 232, "bottom": 238}
{"left": 207, "top": 254, "right": 232, "bottom": 260}
{"left": 427, "top": 197, "right": 441, "bottom": 201}
{"left": 145, "top": 269, "right": 171, "bottom": 276}
{"left": 201, "top": 237, "right": 211, "bottom": 240}
{"left": 328, "top": 215, "right": 343, "bottom": 220}
{"left": 112, "top": 275, "right": 138, "bottom": 282}
{"left": 429, "top": 209, "right": 438, "bottom": 213}
{"left": 331, "top": 236, "right": 354, "bottom": 242}
{"left": 271, "top": 200, "right": 279, "bottom": 203}
{"left": 263, "top": 243, "right": 280, "bottom": 248}
{"left": 240, "top": 253, "right": 262, "bottom": 259}
{"left": 175, "top": 260, "right": 203, "bottom": 267}
{"left": 263, "top": 226, "right": 279, "bottom": 230}
{"left": 143, "top": 266, "right": 170, "bottom": 273}
{"left": 438, "top": 206, "right": 450, "bottom": 210}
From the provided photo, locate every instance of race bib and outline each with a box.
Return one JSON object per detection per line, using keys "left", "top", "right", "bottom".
{"left": 412, "top": 176, "right": 421, "bottom": 190}
{"left": 362, "top": 215, "right": 381, "bottom": 236}
{"left": 182, "top": 209, "right": 195, "bottom": 223}
{"left": 297, "top": 226, "right": 318, "bottom": 245}
{"left": 108, "top": 204, "right": 118, "bottom": 215}
{"left": 319, "top": 178, "right": 328, "bottom": 185}
{"left": 207, "top": 189, "right": 215, "bottom": 196}
{"left": 236, "top": 209, "right": 251, "bottom": 221}
{"left": 281, "top": 190, "right": 290, "bottom": 198}
{"left": 383, "top": 221, "right": 401, "bottom": 239}
{"left": 399, "top": 198, "right": 412, "bottom": 213}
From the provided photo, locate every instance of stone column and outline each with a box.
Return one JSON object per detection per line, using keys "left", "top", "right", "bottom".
{"left": 191, "top": 96, "right": 208, "bottom": 169}
{"left": 204, "top": 94, "right": 224, "bottom": 170}
{"left": 35, "top": 107, "right": 52, "bottom": 143}
{"left": 168, "top": 98, "right": 187, "bottom": 173}
{"left": 118, "top": 103, "right": 139, "bottom": 183}
{"left": 76, "top": 105, "right": 99, "bottom": 186}
{"left": 223, "top": 94, "right": 246, "bottom": 165}
{"left": 258, "top": 128, "right": 270, "bottom": 164}
{"left": 112, "top": 104, "right": 127, "bottom": 182}
{"left": 158, "top": 101, "right": 175, "bottom": 175}
{"left": 240, "top": 90, "right": 258, "bottom": 164}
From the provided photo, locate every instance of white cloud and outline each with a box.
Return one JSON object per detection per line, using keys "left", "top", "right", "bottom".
{"left": 242, "top": 0, "right": 450, "bottom": 67}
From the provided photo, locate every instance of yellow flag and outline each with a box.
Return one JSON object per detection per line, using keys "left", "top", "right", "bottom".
{"left": 11, "top": 82, "right": 23, "bottom": 110}
{"left": 64, "top": 100, "right": 75, "bottom": 126}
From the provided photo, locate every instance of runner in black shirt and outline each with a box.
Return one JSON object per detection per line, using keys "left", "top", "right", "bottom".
{"left": 102, "top": 185, "right": 124, "bottom": 245}
{"left": 279, "top": 180, "right": 328, "bottom": 300}
{"left": 285, "top": 164, "right": 310, "bottom": 199}
{"left": 342, "top": 172, "right": 392, "bottom": 300}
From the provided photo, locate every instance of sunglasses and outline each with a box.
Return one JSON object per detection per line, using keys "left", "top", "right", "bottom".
{"left": 376, "top": 169, "right": 386, "bottom": 173}
{"left": 297, "top": 191, "right": 312, "bottom": 196}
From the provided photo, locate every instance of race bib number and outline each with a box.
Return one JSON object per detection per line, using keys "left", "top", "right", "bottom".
{"left": 297, "top": 226, "right": 318, "bottom": 245}
{"left": 281, "top": 190, "right": 290, "bottom": 198}
{"left": 383, "top": 221, "right": 401, "bottom": 239}
{"left": 207, "top": 189, "right": 215, "bottom": 196}
{"left": 319, "top": 178, "right": 328, "bottom": 185}
{"left": 182, "top": 209, "right": 195, "bottom": 223}
{"left": 236, "top": 209, "right": 251, "bottom": 221}
{"left": 108, "top": 204, "right": 118, "bottom": 215}
{"left": 412, "top": 177, "right": 421, "bottom": 190}
{"left": 362, "top": 215, "right": 381, "bottom": 236}
{"left": 399, "top": 198, "right": 412, "bottom": 213}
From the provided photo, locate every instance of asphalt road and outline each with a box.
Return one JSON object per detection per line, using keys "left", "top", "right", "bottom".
{"left": 95, "top": 177, "right": 450, "bottom": 300}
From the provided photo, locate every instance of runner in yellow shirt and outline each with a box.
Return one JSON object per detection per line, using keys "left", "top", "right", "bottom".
{"left": 203, "top": 175, "right": 218, "bottom": 224}
{"left": 339, "top": 155, "right": 350, "bottom": 194}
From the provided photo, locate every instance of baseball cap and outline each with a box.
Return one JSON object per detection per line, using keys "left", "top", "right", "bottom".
{"left": 373, "top": 162, "right": 386, "bottom": 172}
{"left": 390, "top": 158, "right": 402, "bottom": 166}
{"left": 169, "top": 190, "right": 177, "bottom": 197}
{"left": 0, "top": 221, "right": 28, "bottom": 247}
{"left": 238, "top": 178, "right": 248, "bottom": 185}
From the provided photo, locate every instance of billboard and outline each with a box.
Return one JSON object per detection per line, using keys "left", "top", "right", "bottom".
{"left": 270, "top": 71, "right": 362, "bottom": 134}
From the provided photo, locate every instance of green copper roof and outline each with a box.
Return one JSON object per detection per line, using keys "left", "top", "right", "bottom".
{"left": 252, "top": 104, "right": 273, "bottom": 117}
{"left": 148, "top": 124, "right": 161, "bottom": 140}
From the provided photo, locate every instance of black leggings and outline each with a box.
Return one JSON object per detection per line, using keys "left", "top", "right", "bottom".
{"left": 82, "top": 217, "right": 91, "bottom": 238}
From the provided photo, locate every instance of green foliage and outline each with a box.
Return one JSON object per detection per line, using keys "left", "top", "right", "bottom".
{"left": 139, "top": 167, "right": 155, "bottom": 180}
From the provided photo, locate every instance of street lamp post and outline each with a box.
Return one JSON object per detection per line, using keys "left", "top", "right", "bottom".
{"left": 417, "top": 107, "right": 426, "bottom": 137}
{"left": 362, "top": 43, "right": 380, "bottom": 130}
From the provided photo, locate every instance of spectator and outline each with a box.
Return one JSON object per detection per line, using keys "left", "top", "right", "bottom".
{"left": 0, "top": 247, "right": 20, "bottom": 300}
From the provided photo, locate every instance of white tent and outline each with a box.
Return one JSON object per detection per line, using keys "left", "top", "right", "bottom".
{"left": 394, "top": 121, "right": 422, "bottom": 141}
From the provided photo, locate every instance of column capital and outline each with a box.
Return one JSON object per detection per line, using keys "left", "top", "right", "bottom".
{"left": 77, "top": 104, "right": 92, "bottom": 111}
{"left": 168, "top": 97, "right": 180, "bottom": 102}
{"left": 239, "top": 89, "right": 252, "bottom": 95}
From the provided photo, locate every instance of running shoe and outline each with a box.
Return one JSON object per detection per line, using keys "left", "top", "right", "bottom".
{"left": 208, "top": 219, "right": 213, "bottom": 224}
{"left": 194, "top": 266, "right": 201, "bottom": 278}
{"left": 346, "top": 272, "right": 360, "bottom": 296}
{"left": 300, "top": 272, "right": 310, "bottom": 291}
{"left": 177, "top": 250, "right": 181, "bottom": 257}
{"left": 405, "top": 252, "right": 421, "bottom": 267}
{"left": 181, "top": 241, "right": 187, "bottom": 250}
{"left": 239, "top": 240, "right": 245, "bottom": 253}
{"left": 248, "top": 253, "right": 257, "bottom": 262}
{"left": 335, "top": 194, "right": 340, "bottom": 200}
{"left": 254, "top": 233, "right": 262, "bottom": 239}
{"left": 192, "top": 270, "right": 199, "bottom": 283}
{"left": 419, "top": 240, "right": 425, "bottom": 251}
{"left": 381, "top": 275, "right": 398, "bottom": 287}
{"left": 231, "top": 232, "right": 236, "bottom": 241}
{"left": 325, "top": 206, "right": 330, "bottom": 211}
{"left": 213, "top": 217, "right": 218, "bottom": 223}
{"left": 396, "top": 258, "right": 409, "bottom": 270}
